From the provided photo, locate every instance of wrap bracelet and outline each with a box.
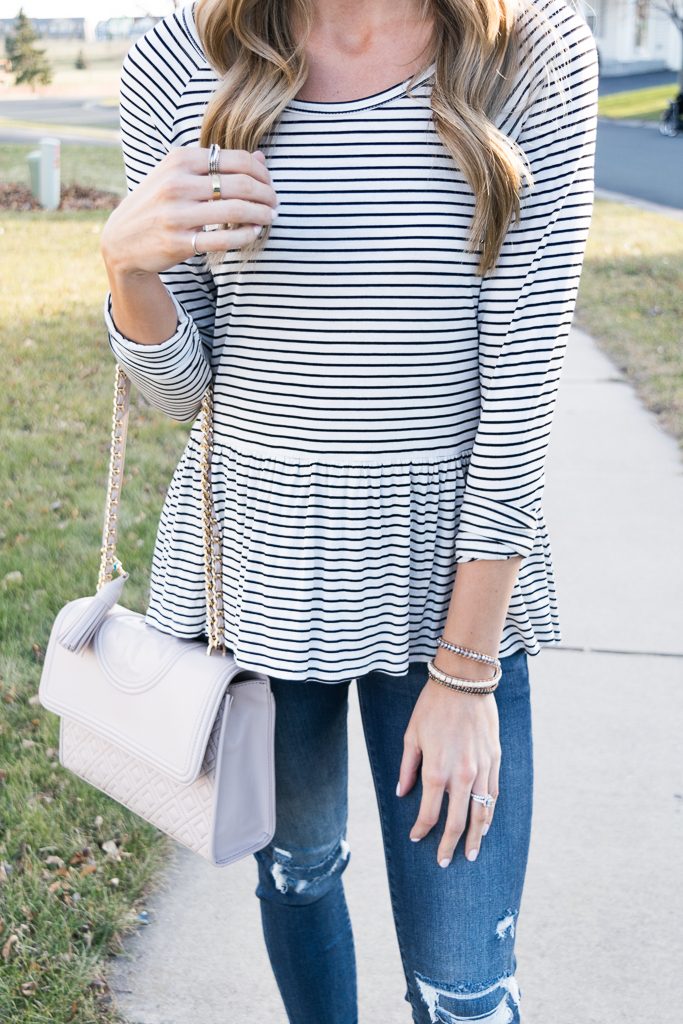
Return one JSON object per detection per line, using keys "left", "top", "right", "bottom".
{"left": 427, "top": 658, "right": 501, "bottom": 695}
{"left": 437, "top": 636, "right": 500, "bottom": 670}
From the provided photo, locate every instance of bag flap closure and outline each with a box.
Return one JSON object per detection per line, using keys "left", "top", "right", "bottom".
{"left": 39, "top": 598, "right": 264, "bottom": 785}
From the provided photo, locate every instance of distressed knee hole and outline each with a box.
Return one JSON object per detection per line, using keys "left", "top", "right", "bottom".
{"left": 495, "top": 908, "right": 518, "bottom": 941}
{"left": 413, "top": 971, "right": 521, "bottom": 1023}
{"left": 256, "top": 836, "right": 351, "bottom": 904}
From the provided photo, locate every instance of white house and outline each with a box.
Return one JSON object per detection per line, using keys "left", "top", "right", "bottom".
{"left": 577, "top": 0, "right": 682, "bottom": 73}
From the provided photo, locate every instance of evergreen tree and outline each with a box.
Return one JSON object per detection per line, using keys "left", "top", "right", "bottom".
{"left": 5, "top": 8, "right": 52, "bottom": 90}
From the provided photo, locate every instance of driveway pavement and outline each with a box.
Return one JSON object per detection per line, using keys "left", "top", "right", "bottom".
{"left": 0, "top": 97, "right": 119, "bottom": 129}
{"left": 105, "top": 323, "right": 683, "bottom": 1023}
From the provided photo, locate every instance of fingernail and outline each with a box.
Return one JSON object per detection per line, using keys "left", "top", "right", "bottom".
{"left": 439, "top": 857, "right": 451, "bottom": 868}
{"left": 467, "top": 848, "right": 479, "bottom": 861}
{"left": 396, "top": 781, "right": 401, "bottom": 797}
{"left": 269, "top": 208, "right": 278, "bottom": 220}
{"left": 482, "top": 823, "right": 489, "bottom": 836}
{"left": 410, "top": 835, "right": 422, "bottom": 842}
{"left": 251, "top": 226, "right": 262, "bottom": 236}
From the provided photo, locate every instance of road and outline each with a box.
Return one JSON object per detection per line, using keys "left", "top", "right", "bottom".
{"left": 598, "top": 68, "right": 678, "bottom": 95}
{"left": 0, "top": 96, "right": 119, "bottom": 130}
{"left": 595, "top": 118, "right": 683, "bottom": 209}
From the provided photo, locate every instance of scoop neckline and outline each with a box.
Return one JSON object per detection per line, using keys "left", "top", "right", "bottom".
{"left": 186, "top": 2, "right": 434, "bottom": 113}
{"left": 286, "top": 61, "right": 436, "bottom": 112}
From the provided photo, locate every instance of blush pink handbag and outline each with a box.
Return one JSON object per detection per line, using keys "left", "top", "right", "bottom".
{"left": 38, "top": 364, "right": 276, "bottom": 866}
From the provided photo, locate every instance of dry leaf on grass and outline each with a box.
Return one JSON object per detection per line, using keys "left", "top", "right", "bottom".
{"left": 0, "top": 182, "right": 121, "bottom": 211}
{"left": 100, "top": 840, "right": 122, "bottom": 862}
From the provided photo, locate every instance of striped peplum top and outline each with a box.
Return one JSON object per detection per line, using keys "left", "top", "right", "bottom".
{"left": 103, "top": 0, "right": 599, "bottom": 682}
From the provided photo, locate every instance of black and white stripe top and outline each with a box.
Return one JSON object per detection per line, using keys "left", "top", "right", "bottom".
{"left": 103, "top": 0, "right": 598, "bottom": 682}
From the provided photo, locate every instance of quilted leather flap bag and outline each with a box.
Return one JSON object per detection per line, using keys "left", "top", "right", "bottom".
{"left": 38, "top": 364, "right": 276, "bottom": 867}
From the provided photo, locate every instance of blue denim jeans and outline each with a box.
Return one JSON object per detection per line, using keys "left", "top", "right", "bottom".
{"left": 251, "top": 648, "right": 533, "bottom": 1024}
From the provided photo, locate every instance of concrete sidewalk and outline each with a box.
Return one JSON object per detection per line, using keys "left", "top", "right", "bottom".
{"left": 107, "top": 326, "right": 683, "bottom": 1024}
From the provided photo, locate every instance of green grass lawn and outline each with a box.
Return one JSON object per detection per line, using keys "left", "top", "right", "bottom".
{"left": 0, "top": 210, "right": 190, "bottom": 1023}
{"left": 597, "top": 82, "right": 679, "bottom": 121}
{"left": 0, "top": 142, "right": 126, "bottom": 198}
{"left": 575, "top": 197, "right": 683, "bottom": 451}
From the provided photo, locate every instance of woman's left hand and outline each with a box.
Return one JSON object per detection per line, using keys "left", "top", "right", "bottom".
{"left": 396, "top": 677, "right": 502, "bottom": 867}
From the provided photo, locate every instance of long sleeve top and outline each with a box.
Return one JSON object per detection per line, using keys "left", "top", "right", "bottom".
{"left": 103, "top": 0, "right": 598, "bottom": 682}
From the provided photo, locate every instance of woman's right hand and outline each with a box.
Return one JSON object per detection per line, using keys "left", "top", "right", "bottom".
{"left": 100, "top": 146, "right": 279, "bottom": 276}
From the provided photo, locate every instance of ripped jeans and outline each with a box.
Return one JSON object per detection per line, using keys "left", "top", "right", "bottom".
{"left": 251, "top": 647, "right": 533, "bottom": 1024}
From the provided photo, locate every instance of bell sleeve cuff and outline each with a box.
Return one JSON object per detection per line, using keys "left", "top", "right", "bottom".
{"left": 104, "top": 286, "right": 212, "bottom": 423}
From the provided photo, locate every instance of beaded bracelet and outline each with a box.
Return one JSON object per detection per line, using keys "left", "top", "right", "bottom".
{"left": 427, "top": 658, "right": 501, "bottom": 695}
{"left": 437, "top": 636, "right": 500, "bottom": 669}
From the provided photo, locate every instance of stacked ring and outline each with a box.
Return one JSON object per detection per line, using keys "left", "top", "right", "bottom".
{"left": 209, "top": 142, "right": 222, "bottom": 201}
{"left": 470, "top": 792, "right": 495, "bottom": 809}
{"left": 205, "top": 143, "right": 226, "bottom": 231}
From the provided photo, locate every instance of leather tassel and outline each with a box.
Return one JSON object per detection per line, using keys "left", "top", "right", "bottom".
{"left": 57, "top": 572, "right": 129, "bottom": 653}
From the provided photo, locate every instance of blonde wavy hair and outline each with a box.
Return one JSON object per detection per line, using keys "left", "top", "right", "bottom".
{"left": 194, "top": 0, "right": 573, "bottom": 277}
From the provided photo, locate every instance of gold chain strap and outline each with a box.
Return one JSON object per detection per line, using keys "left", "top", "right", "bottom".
{"left": 97, "top": 363, "right": 227, "bottom": 657}
{"left": 97, "top": 366, "right": 129, "bottom": 592}
{"left": 198, "top": 376, "right": 227, "bottom": 656}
